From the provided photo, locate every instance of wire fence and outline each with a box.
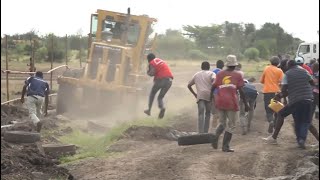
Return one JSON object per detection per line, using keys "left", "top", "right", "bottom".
{"left": 1, "top": 34, "right": 85, "bottom": 104}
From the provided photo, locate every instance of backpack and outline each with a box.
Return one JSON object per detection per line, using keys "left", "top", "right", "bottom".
{"left": 243, "top": 83, "right": 258, "bottom": 100}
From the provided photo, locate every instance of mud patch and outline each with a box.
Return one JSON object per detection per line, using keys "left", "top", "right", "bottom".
{"left": 1, "top": 139, "right": 73, "bottom": 180}
{"left": 121, "top": 125, "right": 175, "bottom": 141}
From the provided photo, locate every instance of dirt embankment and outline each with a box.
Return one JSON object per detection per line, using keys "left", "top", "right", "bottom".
{"left": 1, "top": 104, "right": 74, "bottom": 180}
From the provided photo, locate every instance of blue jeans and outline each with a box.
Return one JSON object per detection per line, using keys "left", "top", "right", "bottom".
{"left": 197, "top": 100, "right": 211, "bottom": 133}
{"left": 292, "top": 100, "right": 313, "bottom": 142}
{"left": 279, "top": 100, "right": 313, "bottom": 143}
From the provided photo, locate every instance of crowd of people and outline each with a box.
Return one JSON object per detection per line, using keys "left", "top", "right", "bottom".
{"left": 144, "top": 53, "right": 318, "bottom": 152}
{"left": 21, "top": 52, "right": 318, "bottom": 153}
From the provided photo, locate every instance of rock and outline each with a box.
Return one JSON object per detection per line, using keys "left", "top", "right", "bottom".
{"left": 55, "top": 114, "right": 70, "bottom": 122}
{"left": 87, "top": 121, "right": 108, "bottom": 133}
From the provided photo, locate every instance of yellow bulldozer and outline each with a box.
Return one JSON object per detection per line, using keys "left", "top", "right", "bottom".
{"left": 56, "top": 8, "right": 157, "bottom": 116}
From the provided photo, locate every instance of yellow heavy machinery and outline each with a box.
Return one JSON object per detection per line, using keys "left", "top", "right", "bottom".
{"left": 56, "top": 8, "right": 157, "bottom": 115}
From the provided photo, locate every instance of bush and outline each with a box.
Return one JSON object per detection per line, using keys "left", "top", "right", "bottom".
{"left": 188, "top": 49, "right": 208, "bottom": 60}
{"left": 46, "top": 49, "right": 65, "bottom": 63}
{"left": 244, "top": 48, "right": 260, "bottom": 60}
{"left": 35, "top": 47, "right": 48, "bottom": 62}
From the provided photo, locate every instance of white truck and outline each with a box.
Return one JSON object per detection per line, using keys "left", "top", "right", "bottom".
{"left": 296, "top": 41, "right": 319, "bottom": 64}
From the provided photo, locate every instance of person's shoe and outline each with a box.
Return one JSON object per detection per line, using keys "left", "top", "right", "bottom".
{"left": 262, "top": 135, "right": 277, "bottom": 145}
{"left": 311, "top": 142, "right": 319, "bottom": 148}
{"left": 36, "top": 121, "right": 43, "bottom": 133}
{"left": 158, "top": 108, "right": 166, "bottom": 119}
{"left": 144, "top": 109, "right": 151, "bottom": 116}
{"left": 268, "top": 122, "right": 274, "bottom": 133}
{"left": 211, "top": 125, "right": 224, "bottom": 149}
{"left": 222, "top": 132, "right": 234, "bottom": 152}
{"left": 297, "top": 139, "right": 306, "bottom": 149}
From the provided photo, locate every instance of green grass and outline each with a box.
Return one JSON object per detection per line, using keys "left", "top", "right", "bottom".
{"left": 59, "top": 115, "right": 172, "bottom": 163}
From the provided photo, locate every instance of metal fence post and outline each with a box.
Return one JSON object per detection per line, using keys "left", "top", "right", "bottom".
{"left": 5, "top": 35, "right": 10, "bottom": 103}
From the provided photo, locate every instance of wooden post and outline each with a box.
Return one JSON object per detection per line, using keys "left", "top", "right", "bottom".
{"left": 79, "top": 35, "right": 82, "bottom": 68}
{"left": 5, "top": 35, "right": 9, "bottom": 102}
{"left": 65, "top": 34, "right": 68, "bottom": 67}
{"left": 50, "top": 35, "right": 54, "bottom": 103}
{"left": 32, "top": 39, "right": 36, "bottom": 69}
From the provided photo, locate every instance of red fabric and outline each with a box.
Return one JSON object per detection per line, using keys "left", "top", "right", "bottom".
{"left": 302, "top": 64, "right": 313, "bottom": 75}
{"left": 213, "top": 70, "right": 244, "bottom": 111}
{"left": 149, "top": 58, "right": 173, "bottom": 80}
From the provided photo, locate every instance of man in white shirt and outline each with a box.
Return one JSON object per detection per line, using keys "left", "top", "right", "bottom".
{"left": 188, "top": 61, "right": 216, "bottom": 133}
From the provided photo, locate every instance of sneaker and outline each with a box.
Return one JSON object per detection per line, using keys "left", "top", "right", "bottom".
{"left": 158, "top": 108, "right": 166, "bottom": 119}
{"left": 268, "top": 122, "right": 274, "bottom": 133}
{"left": 262, "top": 135, "right": 277, "bottom": 145}
{"left": 311, "top": 142, "right": 319, "bottom": 148}
{"left": 297, "top": 139, "right": 306, "bottom": 149}
{"left": 144, "top": 109, "right": 151, "bottom": 116}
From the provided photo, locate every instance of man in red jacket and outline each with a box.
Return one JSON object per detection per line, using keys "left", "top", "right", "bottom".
{"left": 144, "top": 53, "right": 173, "bottom": 119}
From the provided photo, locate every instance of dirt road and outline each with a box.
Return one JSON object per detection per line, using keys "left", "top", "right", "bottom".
{"left": 62, "top": 64, "right": 319, "bottom": 180}
{"left": 63, "top": 100, "right": 318, "bottom": 180}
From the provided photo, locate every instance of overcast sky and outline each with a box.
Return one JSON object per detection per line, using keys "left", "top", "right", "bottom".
{"left": 1, "top": 0, "right": 319, "bottom": 41}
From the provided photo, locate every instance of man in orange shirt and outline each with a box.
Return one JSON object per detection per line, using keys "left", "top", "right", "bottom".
{"left": 260, "top": 56, "right": 284, "bottom": 133}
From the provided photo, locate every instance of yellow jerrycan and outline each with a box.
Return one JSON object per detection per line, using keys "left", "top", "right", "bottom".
{"left": 268, "top": 98, "right": 284, "bottom": 113}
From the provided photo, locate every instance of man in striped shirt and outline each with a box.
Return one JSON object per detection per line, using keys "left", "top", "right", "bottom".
{"left": 263, "top": 59, "right": 315, "bottom": 149}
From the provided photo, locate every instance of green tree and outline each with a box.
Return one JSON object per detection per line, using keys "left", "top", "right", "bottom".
{"left": 44, "top": 34, "right": 65, "bottom": 62}
{"left": 155, "top": 29, "right": 195, "bottom": 59}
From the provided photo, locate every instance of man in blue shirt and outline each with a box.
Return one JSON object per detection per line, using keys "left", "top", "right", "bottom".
{"left": 21, "top": 71, "right": 49, "bottom": 132}
{"left": 212, "top": 60, "right": 224, "bottom": 75}
{"left": 211, "top": 60, "right": 224, "bottom": 130}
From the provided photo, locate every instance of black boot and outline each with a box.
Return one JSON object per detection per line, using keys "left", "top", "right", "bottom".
{"left": 211, "top": 124, "right": 224, "bottom": 149}
{"left": 222, "top": 131, "right": 234, "bottom": 152}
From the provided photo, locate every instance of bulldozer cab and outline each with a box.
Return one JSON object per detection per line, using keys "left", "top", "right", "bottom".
{"left": 85, "top": 8, "right": 157, "bottom": 84}
{"left": 56, "top": 8, "right": 157, "bottom": 115}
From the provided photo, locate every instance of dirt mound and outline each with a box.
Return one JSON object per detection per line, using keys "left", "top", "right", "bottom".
{"left": 122, "top": 126, "right": 175, "bottom": 141}
{"left": 1, "top": 139, "right": 73, "bottom": 180}
{"left": 1, "top": 104, "right": 28, "bottom": 125}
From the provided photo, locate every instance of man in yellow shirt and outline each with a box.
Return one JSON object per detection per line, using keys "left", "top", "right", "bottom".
{"left": 260, "top": 56, "right": 284, "bottom": 133}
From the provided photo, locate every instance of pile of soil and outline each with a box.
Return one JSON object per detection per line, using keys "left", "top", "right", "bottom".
{"left": 1, "top": 104, "right": 28, "bottom": 126}
{"left": 1, "top": 139, "right": 73, "bottom": 180}
{"left": 122, "top": 126, "right": 175, "bottom": 141}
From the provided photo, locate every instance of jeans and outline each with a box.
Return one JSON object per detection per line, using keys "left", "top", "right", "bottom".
{"left": 263, "top": 93, "right": 276, "bottom": 123}
{"left": 26, "top": 95, "right": 44, "bottom": 125}
{"left": 239, "top": 98, "right": 256, "bottom": 129}
{"left": 148, "top": 78, "right": 172, "bottom": 111}
{"left": 197, "top": 100, "right": 211, "bottom": 133}
{"left": 218, "top": 110, "right": 237, "bottom": 133}
{"left": 292, "top": 100, "right": 313, "bottom": 143}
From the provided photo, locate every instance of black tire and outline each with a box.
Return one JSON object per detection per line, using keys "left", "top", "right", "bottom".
{"left": 178, "top": 133, "right": 215, "bottom": 146}
{"left": 3, "top": 131, "right": 40, "bottom": 143}
{"left": 42, "top": 144, "right": 76, "bottom": 157}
